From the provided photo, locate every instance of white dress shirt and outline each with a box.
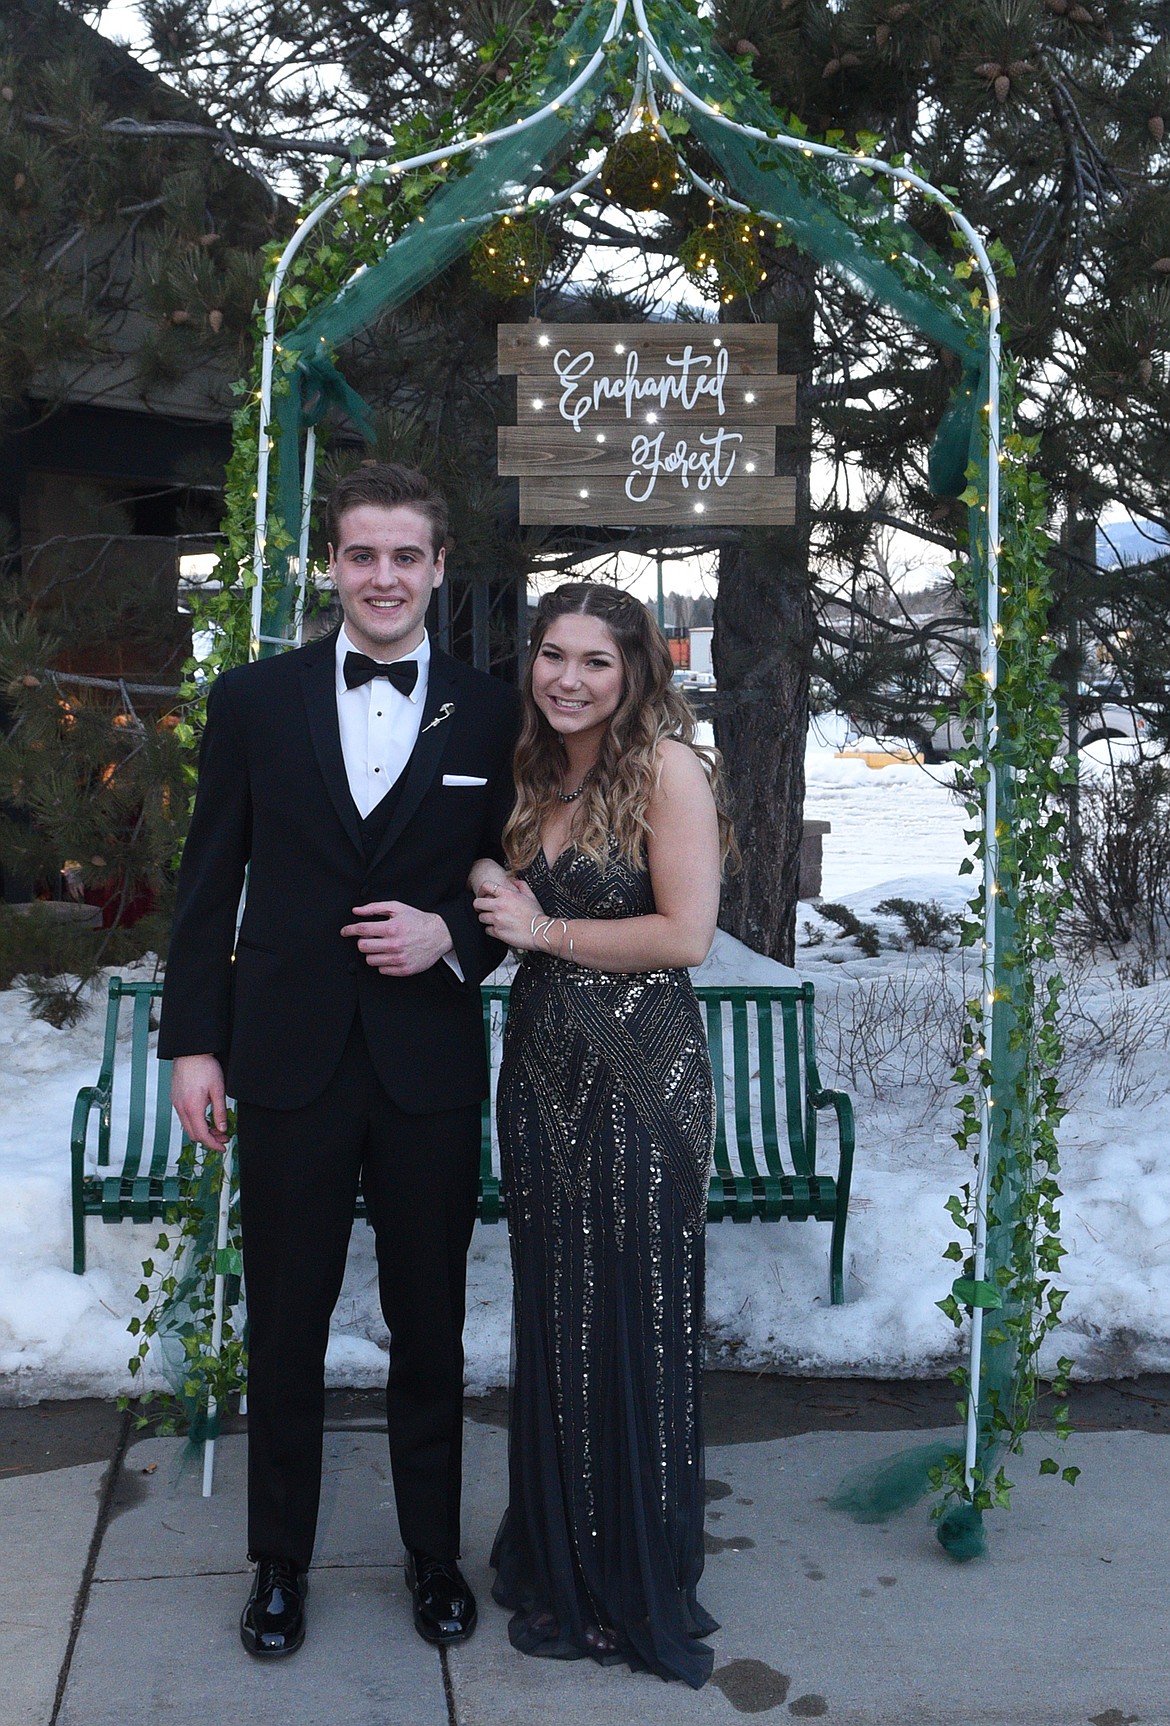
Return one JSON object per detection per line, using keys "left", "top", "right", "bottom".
{"left": 334, "top": 625, "right": 463, "bottom": 978}
{"left": 335, "top": 624, "right": 430, "bottom": 817}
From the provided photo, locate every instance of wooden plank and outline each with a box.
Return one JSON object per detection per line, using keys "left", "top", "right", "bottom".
{"left": 498, "top": 424, "right": 777, "bottom": 478}
{"left": 498, "top": 321, "right": 778, "bottom": 374}
{"left": 514, "top": 372, "right": 795, "bottom": 427}
{"left": 517, "top": 475, "right": 796, "bottom": 527}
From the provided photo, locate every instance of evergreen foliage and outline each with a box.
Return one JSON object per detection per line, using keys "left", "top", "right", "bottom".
{"left": 710, "top": 0, "right": 1170, "bottom": 747}
{"left": 0, "top": 2, "right": 277, "bottom": 415}
{"left": 0, "top": 606, "right": 186, "bottom": 1015}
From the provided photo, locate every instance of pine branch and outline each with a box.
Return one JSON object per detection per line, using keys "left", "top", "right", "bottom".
{"left": 23, "top": 112, "right": 390, "bottom": 163}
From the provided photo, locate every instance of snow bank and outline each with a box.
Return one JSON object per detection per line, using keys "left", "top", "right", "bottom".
{"left": 3, "top": 724, "right": 1170, "bottom": 1402}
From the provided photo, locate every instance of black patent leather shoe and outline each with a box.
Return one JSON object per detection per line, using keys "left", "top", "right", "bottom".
{"left": 240, "top": 1556, "right": 308, "bottom": 1658}
{"left": 405, "top": 1549, "right": 478, "bottom": 1646}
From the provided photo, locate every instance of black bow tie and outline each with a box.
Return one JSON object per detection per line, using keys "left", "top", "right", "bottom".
{"left": 344, "top": 651, "right": 419, "bottom": 695}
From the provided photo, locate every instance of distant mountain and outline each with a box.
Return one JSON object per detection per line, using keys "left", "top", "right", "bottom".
{"left": 1097, "top": 520, "right": 1170, "bottom": 568}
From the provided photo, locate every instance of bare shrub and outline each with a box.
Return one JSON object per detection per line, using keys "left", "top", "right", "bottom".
{"left": 1055, "top": 954, "right": 1170, "bottom": 1109}
{"left": 1064, "top": 759, "right": 1170, "bottom": 974}
{"left": 815, "top": 950, "right": 974, "bottom": 1099}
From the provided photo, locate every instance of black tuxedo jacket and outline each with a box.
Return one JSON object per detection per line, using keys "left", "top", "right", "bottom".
{"left": 158, "top": 632, "right": 520, "bottom": 1114}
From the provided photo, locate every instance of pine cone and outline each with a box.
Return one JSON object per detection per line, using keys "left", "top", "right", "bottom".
{"left": 823, "top": 57, "right": 841, "bottom": 77}
{"left": 208, "top": 309, "right": 224, "bottom": 333}
{"left": 1138, "top": 358, "right": 1153, "bottom": 386}
{"left": 13, "top": 172, "right": 25, "bottom": 189}
{"left": 994, "top": 74, "right": 1011, "bottom": 102}
{"left": 1046, "top": 0, "right": 1069, "bottom": 12}
{"left": 840, "top": 52, "right": 862, "bottom": 67}
{"left": 0, "top": 86, "right": 12, "bottom": 101}
{"left": 1152, "top": 258, "right": 1170, "bottom": 272}
{"left": 974, "top": 62, "right": 1002, "bottom": 78}
{"left": 888, "top": 4, "right": 912, "bottom": 18}
{"left": 169, "top": 310, "right": 192, "bottom": 325}
{"left": 875, "top": 23, "right": 890, "bottom": 47}
{"left": 735, "top": 38, "right": 759, "bottom": 56}
{"left": 1068, "top": 4, "right": 1093, "bottom": 21}
{"left": 1149, "top": 115, "right": 1165, "bottom": 143}
{"left": 1006, "top": 60, "right": 1034, "bottom": 76}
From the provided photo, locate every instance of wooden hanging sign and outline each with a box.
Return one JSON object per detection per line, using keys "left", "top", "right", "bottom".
{"left": 497, "top": 322, "right": 796, "bottom": 527}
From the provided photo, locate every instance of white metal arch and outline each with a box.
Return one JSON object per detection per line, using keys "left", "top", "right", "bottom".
{"left": 250, "top": 0, "right": 1006, "bottom": 1492}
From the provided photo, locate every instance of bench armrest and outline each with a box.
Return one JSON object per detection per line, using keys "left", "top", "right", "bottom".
{"left": 810, "top": 1085, "right": 855, "bottom": 1175}
{"left": 71, "top": 1082, "right": 111, "bottom": 1275}
{"left": 810, "top": 1086, "right": 856, "bottom": 1305}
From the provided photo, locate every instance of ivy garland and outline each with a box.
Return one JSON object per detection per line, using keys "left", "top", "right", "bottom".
{"left": 121, "top": 1130, "right": 245, "bottom": 1434}
{"left": 127, "top": 4, "right": 1072, "bottom": 1489}
{"left": 933, "top": 380, "right": 1076, "bottom": 1514}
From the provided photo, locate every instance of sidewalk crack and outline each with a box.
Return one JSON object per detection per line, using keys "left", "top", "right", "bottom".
{"left": 49, "top": 1406, "right": 132, "bottom": 1725}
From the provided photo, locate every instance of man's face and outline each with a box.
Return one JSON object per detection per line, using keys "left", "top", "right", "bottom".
{"left": 327, "top": 502, "right": 445, "bottom": 660}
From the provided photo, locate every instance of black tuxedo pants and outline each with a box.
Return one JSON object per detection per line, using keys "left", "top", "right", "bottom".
{"left": 236, "top": 1016, "right": 482, "bottom": 1572}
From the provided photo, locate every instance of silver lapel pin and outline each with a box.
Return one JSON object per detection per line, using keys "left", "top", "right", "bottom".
{"left": 420, "top": 701, "right": 455, "bottom": 736}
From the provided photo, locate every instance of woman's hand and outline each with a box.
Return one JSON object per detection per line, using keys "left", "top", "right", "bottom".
{"left": 474, "top": 873, "right": 548, "bottom": 950}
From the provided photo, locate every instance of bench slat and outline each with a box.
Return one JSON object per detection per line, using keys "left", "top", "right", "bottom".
{"left": 148, "top": 1056, "right": 176, "bottom": 1181}
{"left": 119, "top": 989, "right": 154, "bottom": 1185}
{"left": 780, "top": 994, "right": 813, "bottom": 1177}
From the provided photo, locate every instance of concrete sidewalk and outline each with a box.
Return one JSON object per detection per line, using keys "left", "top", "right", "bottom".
{"left": 3, "top": 1393, "right": 1168, "bottom": 1726}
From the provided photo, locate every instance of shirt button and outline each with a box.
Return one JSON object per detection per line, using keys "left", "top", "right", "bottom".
{"left": 374, "top": 766, "right": 381, "bottom": 773}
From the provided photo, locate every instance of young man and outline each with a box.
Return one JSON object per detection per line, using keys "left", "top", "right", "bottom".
{"left": 160, "top": 464, "right": 519, "bottom": 1658}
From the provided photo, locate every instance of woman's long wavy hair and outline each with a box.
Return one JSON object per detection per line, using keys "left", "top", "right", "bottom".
{"left": 504, "top": 582, "right": 737, "bottom": 874}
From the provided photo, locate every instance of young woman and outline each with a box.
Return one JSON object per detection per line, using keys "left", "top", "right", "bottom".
{"left": 472, "top": 581, "right": 734, "bottom": 1688}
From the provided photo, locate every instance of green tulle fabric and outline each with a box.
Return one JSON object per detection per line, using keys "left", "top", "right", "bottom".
{"left": 829, "top": 1442, "right": 991, "bottom": 1561}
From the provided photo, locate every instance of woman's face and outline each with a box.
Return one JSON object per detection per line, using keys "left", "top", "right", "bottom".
{"left": 531, "top": 613, "right": 625, "bottom": 749}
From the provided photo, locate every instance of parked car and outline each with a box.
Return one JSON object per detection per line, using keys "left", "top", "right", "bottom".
{"left": 918, "top": 682, "right": 1150, "bottom": 761}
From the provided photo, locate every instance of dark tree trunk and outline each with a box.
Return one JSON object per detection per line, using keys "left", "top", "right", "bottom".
{"left": 713, "top": 257, "right": 816, "bottom": 966}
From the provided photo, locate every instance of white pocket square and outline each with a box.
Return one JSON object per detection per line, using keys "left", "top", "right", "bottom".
{"left": 442, "top": 774, "right": 488, "bottom": 787}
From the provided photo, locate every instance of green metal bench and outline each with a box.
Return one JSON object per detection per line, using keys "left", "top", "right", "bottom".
{"left": 71, "top": 977, "right": 856, "bottom": 1302}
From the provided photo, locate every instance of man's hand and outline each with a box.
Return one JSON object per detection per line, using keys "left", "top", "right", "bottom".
{"left": 171, "top": 1054, "right": 231, "bottom": 1152}
{"left": 341, "top": 902, "right": 454, "bottom": 976}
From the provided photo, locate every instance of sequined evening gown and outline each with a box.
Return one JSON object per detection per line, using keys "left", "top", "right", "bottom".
{"left": 490, "top": 843, "right": 718, "bottom": 1689}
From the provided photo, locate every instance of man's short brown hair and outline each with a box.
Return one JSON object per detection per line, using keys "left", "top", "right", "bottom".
{"left": 324, "top": 463, "right": 450, "bottom": 559}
